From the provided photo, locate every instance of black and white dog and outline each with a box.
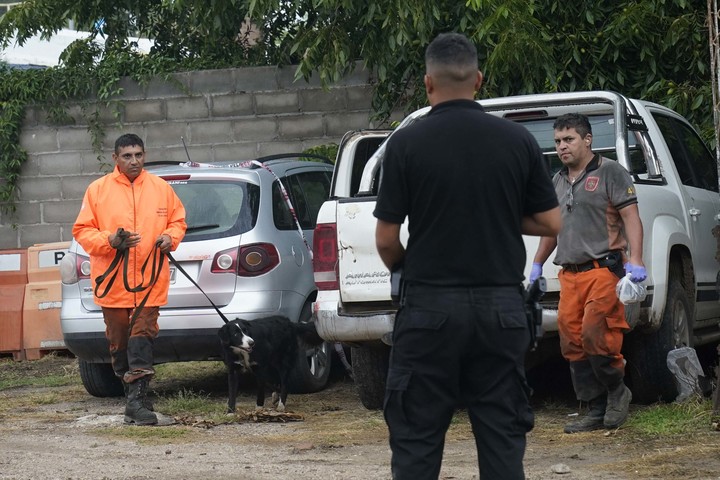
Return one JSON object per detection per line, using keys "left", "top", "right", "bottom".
{"left": 218, "top": 316, "right": 324, "bottom": 413}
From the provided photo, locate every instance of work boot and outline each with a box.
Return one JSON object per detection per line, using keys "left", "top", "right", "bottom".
{"left": 604, "top": 383, "right": 632, "bottom": 429}
{"left": 564, "top": 396, "right": 607, "bottom": 434}
{"left": 124, "top": 377, "right": 158, "bottom": 425}
{"left": 123, "top": 382, "right": 154, "bottom": 411}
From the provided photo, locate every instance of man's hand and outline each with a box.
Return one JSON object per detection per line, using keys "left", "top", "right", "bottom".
{"left": 109, "top": 230, "right": 140, "bottom": 250}
{"left": 156, "top": 234, "right": 172, "bottom": 254}
{"left": 529, "top": 262, "right": 543, "bottom": 283}
{"left": 624, "top": 263, "right": 647, "bottom": 283}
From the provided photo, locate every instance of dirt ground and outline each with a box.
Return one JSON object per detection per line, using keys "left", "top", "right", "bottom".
{"left": 1, "top": 353, "right": 719, "bottom": 480}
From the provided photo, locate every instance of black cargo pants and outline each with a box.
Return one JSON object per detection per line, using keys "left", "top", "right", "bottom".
{"left": 384, "top": 284, "right": 534, "bottom": 480}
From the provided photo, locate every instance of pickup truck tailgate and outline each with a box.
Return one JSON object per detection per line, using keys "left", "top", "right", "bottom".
{"left": 337, "top": 200, "right": 408, "bottom": 302}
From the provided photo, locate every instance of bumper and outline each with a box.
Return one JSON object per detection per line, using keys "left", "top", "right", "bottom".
{"left": 63, "top": 328, "right": 225, "bottom": 363}
{"left": 312, "top": 294, "right": 394, "bottom": 343}
{"left": 312, "top": 291, "right": 558, "bottom": 344}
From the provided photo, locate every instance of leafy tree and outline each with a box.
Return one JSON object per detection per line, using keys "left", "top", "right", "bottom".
{"left": 244, "top": 0, "right": 711, "bottom": 139}
{"left": 0, "top": 1, "right": 713, "bottom": 213}
{"left": 1, "top": 1, "right": 711, "bottom": 125}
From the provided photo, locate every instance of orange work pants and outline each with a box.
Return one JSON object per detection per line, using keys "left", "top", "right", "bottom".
{"left": 557, "top": 267, "right": 628, "bottom": 373}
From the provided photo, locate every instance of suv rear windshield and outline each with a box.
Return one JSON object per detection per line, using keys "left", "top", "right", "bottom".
{"left": 169, "top": 180, "right": 260, "bottom": 241}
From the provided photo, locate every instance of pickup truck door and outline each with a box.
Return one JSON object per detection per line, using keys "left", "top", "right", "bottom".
{"left": 333, "top": 130, "right": 400, "bottom": 304}
{"left": 651, "top": 111, "right": 720, "bottom": 322}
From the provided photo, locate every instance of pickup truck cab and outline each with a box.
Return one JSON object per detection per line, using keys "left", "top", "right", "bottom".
{"left": 313, "top": 91, "right": 720, "bottom": 409}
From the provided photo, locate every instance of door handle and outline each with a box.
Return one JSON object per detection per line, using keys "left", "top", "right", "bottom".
{"left": 689, "top": 208, "right": 700, "bottom": 220}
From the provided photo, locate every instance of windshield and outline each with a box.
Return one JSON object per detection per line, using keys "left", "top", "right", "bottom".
{"left": 170, "top": 180, "right": 260, "bottom": 241}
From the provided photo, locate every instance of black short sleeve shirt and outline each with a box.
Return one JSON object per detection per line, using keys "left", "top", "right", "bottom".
{"left": 374, "top": 99, "right": 558, "bottom": 286}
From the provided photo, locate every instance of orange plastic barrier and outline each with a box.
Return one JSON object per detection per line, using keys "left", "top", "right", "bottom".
{"left": 22, "top": 242, "right": 70, "bottom": 360}
{"left": 0, "top": 249, "right": 28, "bottom": 360}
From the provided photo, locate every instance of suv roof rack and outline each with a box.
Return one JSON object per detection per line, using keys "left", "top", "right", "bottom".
{"left": 254, "top": 153, "right": 333, "bottom": 165}
{"left": 145, "top": 153, "right": 333, "bottom": 170}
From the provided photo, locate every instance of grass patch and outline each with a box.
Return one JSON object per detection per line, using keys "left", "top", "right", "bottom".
{"left": 156, "top": 387, "right": 229, "bottom": 424}
{"left": 0, "top": 354, "right": 80, "bottom": 390}
{"left": 626, "top": 397, "right": 714, "bottom": 435}
{"left": 95, "top": 425, "right": 193, "bottom": 443}
{"left": 155, "top": 361, "right": 226, "bottom": 379}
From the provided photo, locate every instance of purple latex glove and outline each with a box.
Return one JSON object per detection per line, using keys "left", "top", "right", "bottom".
{"left": 529, "top": 262, "right": 543, "bottom": 283}
{"left": 624, "top": 262, "right": 647, "bottom": 282}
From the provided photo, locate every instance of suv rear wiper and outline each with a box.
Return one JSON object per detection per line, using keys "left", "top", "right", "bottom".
{"left": 187, "top": 224, "right": 220, "bottom": 233}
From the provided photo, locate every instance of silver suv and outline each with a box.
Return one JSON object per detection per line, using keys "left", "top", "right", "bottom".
{"left": 60, "top": 156, "right": 334, "bottom": 397}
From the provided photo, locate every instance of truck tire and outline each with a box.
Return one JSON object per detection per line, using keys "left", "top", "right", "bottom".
{"left": 287, "top": 302, "right": 332, "bottom": 394}
{"left": 78, "top": 360, "right": 124, "bottom": 397}
{"left": 624, "top": 277, "right": 691, "bottom": 404}
{"left": 351, "top": 345, "right": 390, "bottom": 410}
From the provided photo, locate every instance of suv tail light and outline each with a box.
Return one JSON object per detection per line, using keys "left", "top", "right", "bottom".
{"left": 60, "top": 252, "right": 91, "bottom": 284}
{"left": 313, "top": 223, "right": 339, "bottom": 290}
{"left": 212, "top": 243, "right": 280, "bottom": 277}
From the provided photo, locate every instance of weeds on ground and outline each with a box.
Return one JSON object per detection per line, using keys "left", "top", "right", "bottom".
{"left": 626, "top": 396, "right": 715, "bottom": 435}
{"left": 0, "top": 353, "right": 80, "bottom": 390}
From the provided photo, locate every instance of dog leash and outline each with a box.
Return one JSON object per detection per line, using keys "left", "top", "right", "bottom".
{"left": 95, "top": 228, "right": 232, "bottom": 328}
{"left": 165, "top": 252, "right": 231, "bottom": 325}
{"left": 94, "top": 228, "right": 166, "bottom": 329}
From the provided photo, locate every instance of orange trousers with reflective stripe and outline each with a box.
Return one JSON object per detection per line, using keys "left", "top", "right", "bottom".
{"left": 557, "top": 267, "right": 629, "bottom": 373}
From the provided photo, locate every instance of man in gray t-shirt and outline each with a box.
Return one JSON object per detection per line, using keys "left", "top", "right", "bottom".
{"left": 530, "top": 113, "right": 645, "bottom": 434}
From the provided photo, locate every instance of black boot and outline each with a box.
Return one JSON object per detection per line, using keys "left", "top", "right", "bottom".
{"left": 123, "top": 382, "right": 155, "bottom": 411}
{"left": 124, "top": 377, "right": 158, "bottom": 425}
{"left": 604, "top": 382, "right": 632, "bottom": 428}
{"left": 564, "top": 395, "right": 607, "bottom": 433}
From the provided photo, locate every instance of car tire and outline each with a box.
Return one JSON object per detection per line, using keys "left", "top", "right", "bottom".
{"left": 351, "top": 344, "right": 390, "bottom": 410}
{"left": 78, "top": 360, "right": 124, "bottom": 398}
{"left": 624, "top": 275, "right": 692, "bottom": 404}
{"left": 287, "top": 303, "right": 332, "bottom": 394}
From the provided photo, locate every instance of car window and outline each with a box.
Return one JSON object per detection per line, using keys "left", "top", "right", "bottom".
{"left": 171, "top": 180, "right": 259, "bottom": 241}
{"left": 517, "top": 114, "right": 643, "bottom": 176}
{"left": 653, "top": 113, "right": 718, "bottom": 192}
{"left": 274, "top": 170, "right": 331, "bottom": 230}
{"left": 273, "top": 181, "right": 295, "bottom": 230}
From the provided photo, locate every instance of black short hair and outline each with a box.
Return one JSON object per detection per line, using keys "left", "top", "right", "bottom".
{"left": 115, "top": 133, "right": 144, "bottom": 153}
{"left": 425, "top": 32, "right": 478, "bottom": 83}
{"left": 553, "top": 113, "right": 592, "bottom": 138}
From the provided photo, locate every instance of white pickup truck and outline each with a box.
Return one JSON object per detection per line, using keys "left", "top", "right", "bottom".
{"left": 312, "top": 91, "right": 720, "bottom": 409}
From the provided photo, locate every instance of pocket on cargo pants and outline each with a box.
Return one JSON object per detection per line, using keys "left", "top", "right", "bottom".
{"left": 384, "top": 368, "right": 412, "bottom": 426}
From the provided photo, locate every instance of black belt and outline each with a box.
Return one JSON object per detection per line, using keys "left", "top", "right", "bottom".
{"left": 562, "top": 253, "right": 619, "bottom": 273}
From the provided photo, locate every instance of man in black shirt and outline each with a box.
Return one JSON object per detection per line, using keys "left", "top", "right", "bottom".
{"left": 374, "top": 32, "right": 561, "bottom": 480}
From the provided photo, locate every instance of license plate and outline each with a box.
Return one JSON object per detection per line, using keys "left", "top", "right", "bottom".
{"left": 169, "top": 267, "right": 177, "bottom": 284}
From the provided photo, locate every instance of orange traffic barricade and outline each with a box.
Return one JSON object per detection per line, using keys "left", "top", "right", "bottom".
{"left": 22, "top": 242, "right": 70, "bottom": 360}
{"left": 0, "top": 249, "right": 28, "bottom": 360}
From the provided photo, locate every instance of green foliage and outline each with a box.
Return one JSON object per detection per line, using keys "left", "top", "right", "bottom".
{"left": 626, "top": 397, "right": 715, "bottom": 435}
{"left": 0, "top": 0, "right": 270, "bottom": 215}
{"left": 248, "top": 0, "right": 713, "bottom": 144}
{"left": 303, "top": 143, "right": 339, "bottom": 164}
{"left": 159, "top": 388, "right": 223, "bottom": 416}
{"left": 0, "top": 0, "right": 715, "bottom": 216}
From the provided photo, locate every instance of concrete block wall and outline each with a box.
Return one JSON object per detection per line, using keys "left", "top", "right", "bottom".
{"left": 0, "top": 64, "right": 386, "bottom": 248}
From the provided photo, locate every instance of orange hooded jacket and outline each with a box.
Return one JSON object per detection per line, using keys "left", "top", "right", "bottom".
{"left": 73, "top": 167, "right": 187, "bottom": 308}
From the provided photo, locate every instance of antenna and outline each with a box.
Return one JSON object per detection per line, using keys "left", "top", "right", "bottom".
{"left": 181, "top": 136, "right": 192, "bottom": 162}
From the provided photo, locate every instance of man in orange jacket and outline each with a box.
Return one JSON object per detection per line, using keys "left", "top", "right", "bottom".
{"left": 73, "top": 133, "right": 186, "bottom": 425}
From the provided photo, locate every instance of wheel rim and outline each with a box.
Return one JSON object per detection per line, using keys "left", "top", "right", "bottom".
{"left": 671, "top": 296, "right": 690, "bottom": 348}
{"left": 304, "top": 343, "right": 330, "bottom": 379}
